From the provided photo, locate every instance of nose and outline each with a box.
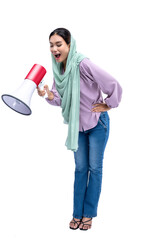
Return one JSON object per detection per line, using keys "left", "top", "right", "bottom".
{"left": 51, "top": 45, "right": 58, "bottom": 52}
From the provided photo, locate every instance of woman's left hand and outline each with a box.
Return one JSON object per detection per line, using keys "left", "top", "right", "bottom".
{"left": 92, "top": 103, "right": 111, "bottom": 112}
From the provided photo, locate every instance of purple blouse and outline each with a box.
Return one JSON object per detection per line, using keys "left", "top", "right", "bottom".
{"left": 46, "top": 58, "right": 122, "bottom": 132}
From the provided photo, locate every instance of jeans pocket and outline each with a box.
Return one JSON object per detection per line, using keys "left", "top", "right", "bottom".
{"left": 98, "top": 112, "right": 109, "bottom": 129}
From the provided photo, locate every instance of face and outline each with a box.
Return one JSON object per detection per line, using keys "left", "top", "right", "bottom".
{"left": 49, "top": 34, "right": 70, "bottom": 65}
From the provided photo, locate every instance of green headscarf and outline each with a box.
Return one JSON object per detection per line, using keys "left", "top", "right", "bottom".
{"left": 51, "top": 35, "right": 86, "bottom": 152}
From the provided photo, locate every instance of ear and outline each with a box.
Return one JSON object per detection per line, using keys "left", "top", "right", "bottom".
{"left": 68, "top": 43, "right": 71, "bottom": 49}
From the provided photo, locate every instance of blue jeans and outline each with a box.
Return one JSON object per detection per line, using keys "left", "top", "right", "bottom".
{"left": 73, "top": 111, "right": 110, "bottom": 219}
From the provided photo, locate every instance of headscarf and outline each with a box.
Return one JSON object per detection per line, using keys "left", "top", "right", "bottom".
{"left": 51, "top": 35, "right": 86, "bottom": 151}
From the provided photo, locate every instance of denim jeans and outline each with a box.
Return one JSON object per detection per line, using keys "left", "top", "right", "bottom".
{"left": 73, "top": 111, "right": 110, "bottom": 219}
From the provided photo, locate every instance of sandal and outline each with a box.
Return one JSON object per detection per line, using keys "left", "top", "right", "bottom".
{"left": 79, "top": 218, "right": 92, "bottom": 231}
{"left": 69, "top": 218, "right": 82, "bottom": 230}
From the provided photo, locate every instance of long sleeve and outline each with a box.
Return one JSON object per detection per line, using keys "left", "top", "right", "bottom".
{"left": 79, "top": 58, "right": 122, "bottom": 108}
{"left": 45, "top": 79, "right": 61, "bottom": 106}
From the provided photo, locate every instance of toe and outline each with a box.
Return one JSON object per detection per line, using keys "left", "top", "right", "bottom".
{"left": 70, "top": 221, "right": 74, "bottom": 229}
{"left": 79, "top": 223, "right": 83, "bottom": 229}
{"left": 69, "top": 218, "right": 82, "bottom": 229}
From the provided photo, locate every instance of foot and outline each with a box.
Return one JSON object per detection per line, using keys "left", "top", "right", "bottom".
{"left": 79, "top": 217, "right": 92, "bottom": 230}
{"left": 69, "top": 218, "right": 82, "bottom": 230}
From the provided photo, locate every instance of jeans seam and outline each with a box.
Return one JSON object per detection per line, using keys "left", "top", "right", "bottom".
{"left": 98, "top": 118, "right": 107, "bottom": 128}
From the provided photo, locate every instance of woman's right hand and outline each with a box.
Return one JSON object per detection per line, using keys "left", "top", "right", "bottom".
{"left": 37, "top": 85, "right": 54, "bottom": 100}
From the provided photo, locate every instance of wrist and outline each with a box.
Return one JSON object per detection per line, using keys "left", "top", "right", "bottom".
{"left": 48, "top": 92, "right": 54, "bottom": 100}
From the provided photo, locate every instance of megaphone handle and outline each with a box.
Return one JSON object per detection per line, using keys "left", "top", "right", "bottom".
{"left": 38, "top": 81, "right": 48, "bottom": 98}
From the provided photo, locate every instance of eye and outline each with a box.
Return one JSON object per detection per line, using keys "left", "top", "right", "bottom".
{"left": 57, "top": 44, "right": 62, "bottom": 47}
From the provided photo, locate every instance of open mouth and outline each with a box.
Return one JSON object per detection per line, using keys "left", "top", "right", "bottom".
{"left": 54, "top": 54, "right": 61, "bottom": 59}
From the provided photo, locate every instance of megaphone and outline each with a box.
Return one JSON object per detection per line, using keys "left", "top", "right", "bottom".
{"left": 1, "top": 64, "right": 46, "bottom": 115}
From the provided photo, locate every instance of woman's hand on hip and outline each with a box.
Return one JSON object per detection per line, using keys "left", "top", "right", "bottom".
{"left": 92, "top": 103, "right": 111, "bottom": 112}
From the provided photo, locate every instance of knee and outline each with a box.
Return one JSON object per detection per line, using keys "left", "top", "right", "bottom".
{"left": 75, "top": 164, "right": 89, "bottom": 172}
{"left": 89, "top": 165, "right": 103, "bottom": 175}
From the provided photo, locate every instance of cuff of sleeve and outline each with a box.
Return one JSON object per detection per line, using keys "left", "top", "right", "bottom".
{"left": 104, "top": 98, "right": 112, "bottom": 108}
{"left": 45, "top": 92, "right": 61, "bottom": 106}
{"left": 45, "top": 97, "right": 55, "bottom": 104}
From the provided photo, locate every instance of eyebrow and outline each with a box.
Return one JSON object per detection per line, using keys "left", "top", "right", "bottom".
{"left": 50, "top": 41, "right": 62, "bottom": 44}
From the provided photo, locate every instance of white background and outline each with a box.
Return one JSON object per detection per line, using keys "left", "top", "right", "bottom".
{"left": 0, "top": 0, "right": 160, "bottom": 239}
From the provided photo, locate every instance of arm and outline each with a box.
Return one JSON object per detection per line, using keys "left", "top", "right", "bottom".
{"left": 80, "top": 58, "right": 122, "bottom": 109}
{"left": 45, "top": 80, "right": 61, "bottom": 106}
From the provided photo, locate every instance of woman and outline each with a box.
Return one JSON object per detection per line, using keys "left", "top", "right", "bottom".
{"left": 37, "top": 28, "right": 122, "bottom": 230}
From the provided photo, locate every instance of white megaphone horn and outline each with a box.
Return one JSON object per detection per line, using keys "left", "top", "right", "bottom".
{"left": 1, "top": 64, "right": 46, "bottom": 115}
